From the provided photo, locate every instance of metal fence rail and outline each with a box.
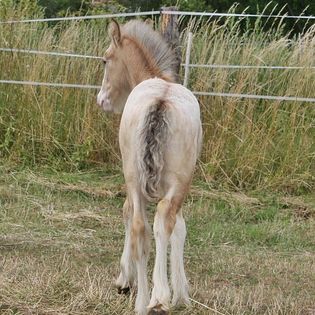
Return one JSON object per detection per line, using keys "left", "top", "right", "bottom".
{"left": 1, "top": 10, "right": 314, "bottom": 103}
{"left": 0, "top": 48, "right": 103, "bottom": 59}
{"left": 1, "top": 79, "right": 314, "bottom": 103}
{"left": 1, "top": 10, "right": 315, "bottom": 24}
{"left": 0, "top": 11, "right": 160, "bottom": 24}
{"left": 186, "top": 63, "right": 315, "bottom": 70}
{"left": 0, "top": 79, "right": 100, "bottom": 89}
{"left": 162, "top": 10, "right": 315, "bottom": 20}
{"left": 1, "top": 48, "right": 314, "bottom": 70}
{"left": 193, "top": 91, "right": 315, "bottom": 103}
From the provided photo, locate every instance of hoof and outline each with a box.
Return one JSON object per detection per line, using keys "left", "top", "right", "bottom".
{"left": 117, "top": 286, "right": 131, "bottom": 295}
{"left": 147, "top": 304, "right": 169, "bottom": 315}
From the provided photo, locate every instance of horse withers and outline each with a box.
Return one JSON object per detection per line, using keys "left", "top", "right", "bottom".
{"left": 97, "top": 19, "right": 202, "bottom": 315}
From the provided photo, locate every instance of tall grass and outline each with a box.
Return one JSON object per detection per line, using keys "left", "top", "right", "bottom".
{"left": 183, "top": 11, "right": 315, "bottom": 191}
{"left": 0, "top": 1, "right": 314, "bottom": 192}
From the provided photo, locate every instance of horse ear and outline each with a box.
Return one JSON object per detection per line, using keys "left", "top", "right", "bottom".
{"left": 108, "top": 19, "right": 121, "bottom": 46}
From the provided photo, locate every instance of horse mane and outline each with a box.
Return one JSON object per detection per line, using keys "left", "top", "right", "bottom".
{"left": 121, "top": 20, "right": 178, "bottom": 81}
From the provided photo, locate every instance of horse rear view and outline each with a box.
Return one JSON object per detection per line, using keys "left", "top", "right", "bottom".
{"left": 97, "top": 19, "right": 202, "bottom": 315}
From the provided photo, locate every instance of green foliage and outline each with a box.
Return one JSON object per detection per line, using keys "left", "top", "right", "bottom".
{"left": 0, "top": 0, "right": 43, "bottom": 20}
{"left": 117, "top": 0, "right": 212, "bottom": 12}
{"left": 36, "top": 0, "right": 126, "bottom": 17}
{"left": 90, "top": 0, "right": 126, "bottom": 15}
{"left": 107, "top": 0, "right": 315, "bottom": 17}
{"left": 37, "top": 0, "right": 89, "bottom": 17}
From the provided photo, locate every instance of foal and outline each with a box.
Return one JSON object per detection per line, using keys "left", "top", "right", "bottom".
{"left": 97, "top": 19, "right": 202, "bottom": 315}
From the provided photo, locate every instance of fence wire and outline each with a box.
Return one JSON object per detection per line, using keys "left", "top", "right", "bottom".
{"left": 1, "top": 48, "right": 314, "bottom": 70}
{"left": 162, "top": 10, "right": 315, "bottom": 20}
{"left": 0, "top": 48, "right": 103, "bottom": 59}
{"left": 1, "top": 10, "right": 314, "bottom": 103}
{"left": 1, "top": 79, "right": 314, "bottom": 103}
{"left": 1, "top": 10, "right": 315, "bottom": 24}
{"left": 0, "top": 80, "right": 100, "bottom": 89}
{"left": 0, "top": 11, "right": 160, "bottom": 24}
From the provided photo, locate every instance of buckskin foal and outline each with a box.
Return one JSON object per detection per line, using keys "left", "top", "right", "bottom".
{"left": 97, "top": 19, "right": 202, "bottom": 315}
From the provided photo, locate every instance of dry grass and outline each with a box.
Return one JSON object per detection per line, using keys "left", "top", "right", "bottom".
{"left": 1, "top": 168, "right": 314, "bottom": 315}
{"left": 1, "top": 247, "right": 314, "bottom": 315}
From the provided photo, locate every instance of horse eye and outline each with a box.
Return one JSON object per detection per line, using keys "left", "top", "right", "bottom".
{"left": 102, "top": 58, "right": 107, "bottom": 65}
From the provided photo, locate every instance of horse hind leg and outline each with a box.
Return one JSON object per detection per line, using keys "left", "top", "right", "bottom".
{"left": 170, "top": 209, "right": 190, "bottom": 306}
{"left": 148, "top": 197, "right": 179, "bottom": 315}
{"left": 115, "top": 199, "right": 136, "bottom": 295}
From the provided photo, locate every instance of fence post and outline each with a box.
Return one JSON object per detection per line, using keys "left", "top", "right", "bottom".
{"left": 160, "top": 6, "right": 181, "bottom": 82}
{"left": 183, "top": 32, "right": 193, "bottom": 87}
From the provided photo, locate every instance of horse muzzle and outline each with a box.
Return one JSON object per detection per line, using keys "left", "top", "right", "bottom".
{"left": 97, "top": 90, "right": 112, "bottom": 112}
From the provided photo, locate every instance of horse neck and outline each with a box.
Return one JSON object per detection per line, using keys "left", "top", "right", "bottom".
{"left": 121, "top": 42, "right": 168, "bottom": 89}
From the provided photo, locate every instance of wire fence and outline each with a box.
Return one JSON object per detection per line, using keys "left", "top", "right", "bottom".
{"left": 1, "top": 10, "right": 315, "bottom": 24}
{"left": 0, "top": 79, "right": 100, "bottom": 89}
{"left": 187, "top": 63, "right": 315, "bottom": 70}
{"left": 162, "top": 10, "right": 315, "bottom": 20}
{"left": 0, "top": 48, "right": 103, "bottom": 59}
{"left": 1, "top": 47, "right": 314, "bottom": 70}
{"left": 1, "top": 79, "right": 315, "bottom": 103}
{"left": 0, "top": 11, "right": 160, "bottom": 24}
{"left": 1, "top": 10, "right": 315, "bottom": 103}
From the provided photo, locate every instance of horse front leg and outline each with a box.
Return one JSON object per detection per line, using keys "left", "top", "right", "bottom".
{"left": 116, "top": 198, "right": 136, "bottom": 294}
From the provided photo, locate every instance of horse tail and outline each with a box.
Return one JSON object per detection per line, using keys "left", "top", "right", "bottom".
{"left": 138, "top": 99, "right": 168, "bottom": 201}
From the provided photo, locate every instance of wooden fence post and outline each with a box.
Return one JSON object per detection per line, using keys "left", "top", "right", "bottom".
{"left": 160, "top": 7, "right": 181, "bottom": 82}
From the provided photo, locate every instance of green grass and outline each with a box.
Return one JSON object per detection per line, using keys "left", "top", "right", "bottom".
{"left": 1, "top": 166, "right": 314, "bottom": 314}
